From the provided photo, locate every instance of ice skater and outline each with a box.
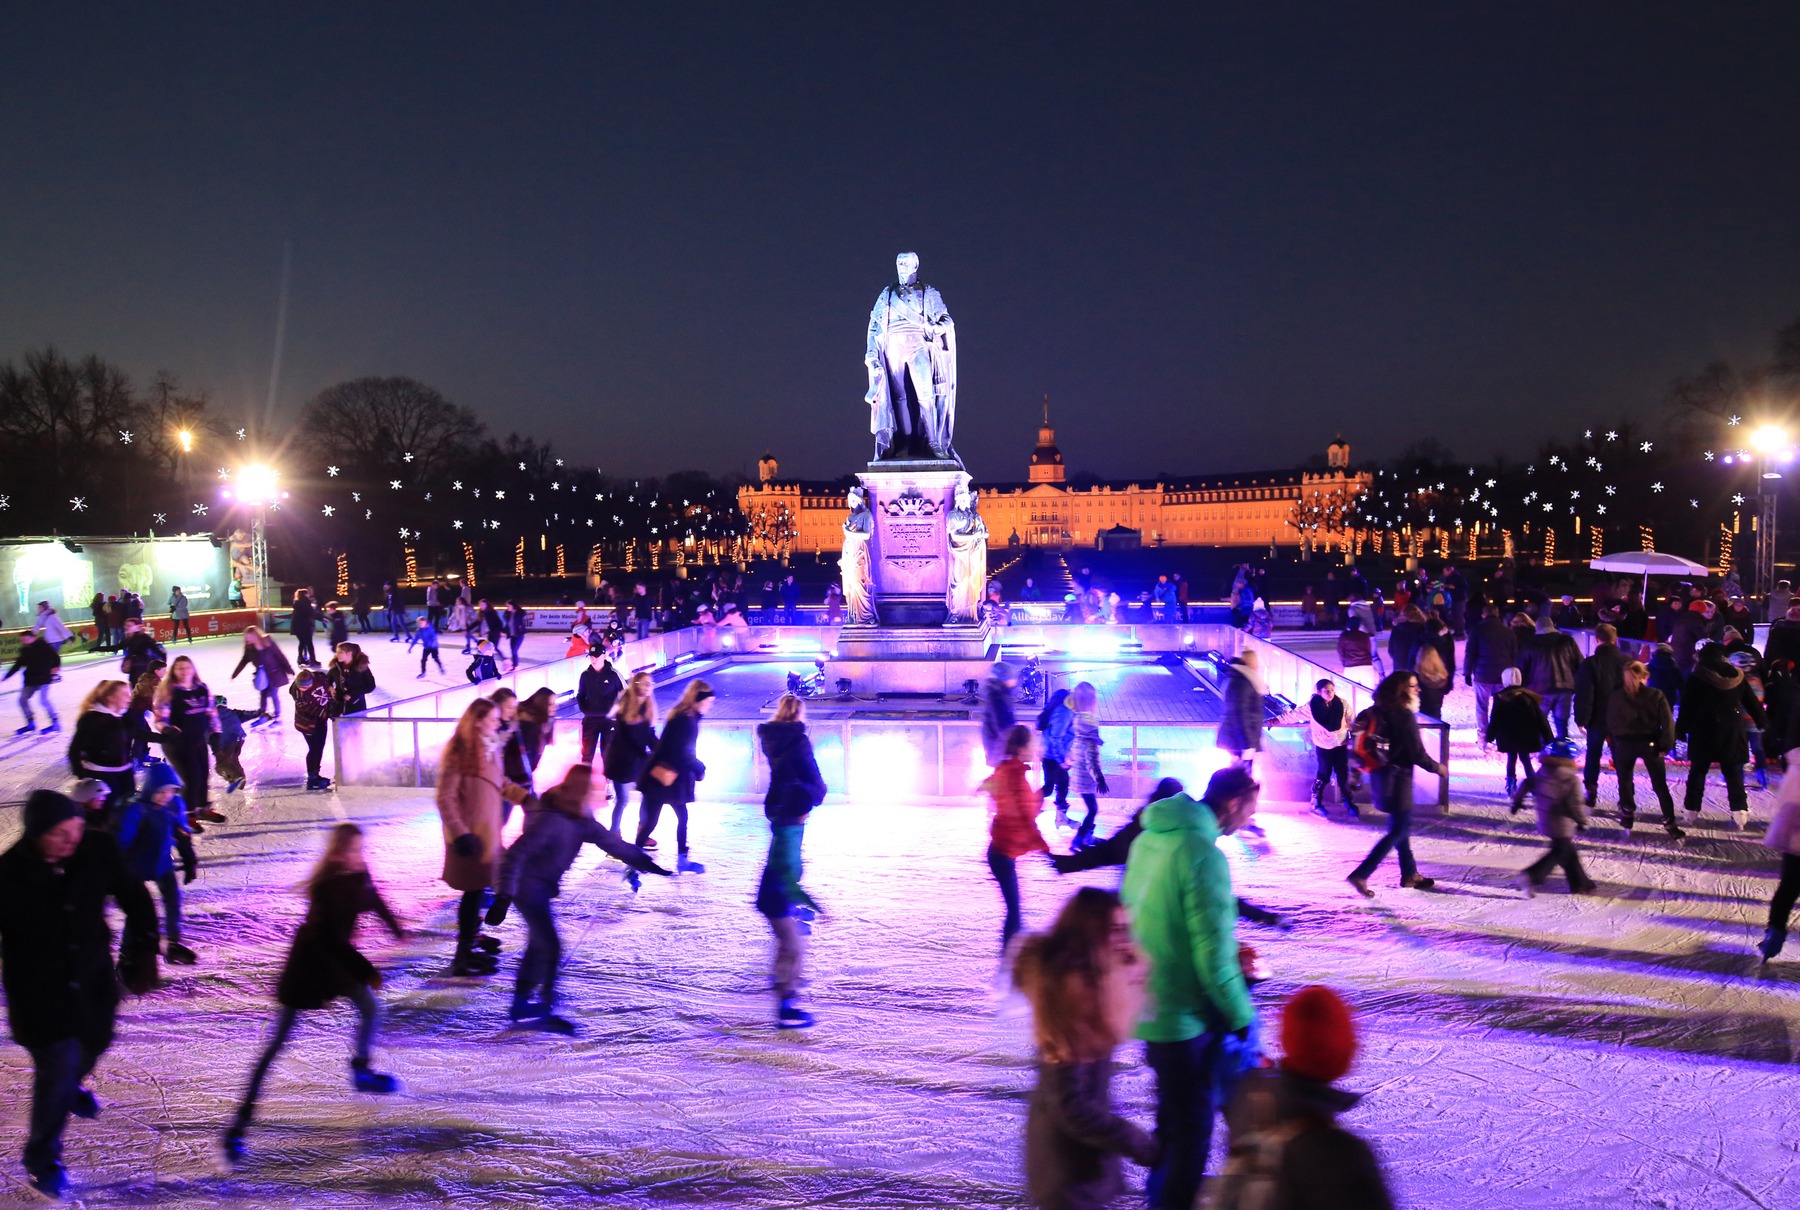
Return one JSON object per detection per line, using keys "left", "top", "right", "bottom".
{"left": 1758, "top": 748, "right": 1800, "bottom": 962}
{"left": 756, "top": 694, "right": 828, "bottom": 1029}
{"left": 981, "top": 724, "right": 1050, "bottom": 961}
{"left": 114, "top": 762, "right": 199, "bottom": 965}
{"left": 291, "top": 668, "right": 337, "bottom": 792}
{"left": 1490, "top": 667, "right": 1552, "bottom": 798}
{"left": 0, "top": 790, "right": 159, "bottom": 1200}
{"left": 1346, "top": 671, "right": 1444, "bottom": 897}
{"left": 1035, "top": 687, "right": 1075, "bottom": 826}
{"left": 635, "top": 680, "right": 713, "bottom": 873}
{"left": 222, "top": 823, "right": 405, "bottom": 1163}
{"left": 409, "top": 614, "right": 445, "bottom": 676}
{"left": 1014, "top": 886, "right": 1157, "bottom": 1209}
{"left": 494, "top": 765, "right": 667, "bottom": 1033}
{"left": 1066, "top": 682, "right": 1105, "bottom": 848}
{"left": 1512, "top": 739, "right": 1598, "bottom": 897}
{"left": 435, "top": 699, "right": 519, "bottom": 976}
{"left": 1307, "top": 677, "right": 1359, "bottom": 818}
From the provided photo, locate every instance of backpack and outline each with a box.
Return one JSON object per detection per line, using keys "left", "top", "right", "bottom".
{"left": 1350, "top": 706, "right": 1389, "bottom": 775}
{"left": 1205, "top": 1073, "right": 1306, "bottom": 1210}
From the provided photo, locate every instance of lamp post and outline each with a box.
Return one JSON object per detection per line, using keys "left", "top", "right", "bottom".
{"left": 1749, "top": 425, "right": 1794, "bottom": 603}
{"left": 224, "top": 463, "right": 285, "bottom": 630}
{"left": 176, "top": 428, "right": 194, "bottom": 493}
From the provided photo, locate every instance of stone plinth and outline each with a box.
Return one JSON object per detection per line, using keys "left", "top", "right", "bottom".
{"left": 857, "top": 460, "right": 967, "bottom": 627}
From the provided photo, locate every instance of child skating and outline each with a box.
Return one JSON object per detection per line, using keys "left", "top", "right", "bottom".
{"left": 223, "top": 823, "right": 405, "bottom": 1162}
{"left": 1512, "top": 739, "right": 1598, "bottom": 896}
{"left": 114, "top": 762, "right": 199, "bottom": 965}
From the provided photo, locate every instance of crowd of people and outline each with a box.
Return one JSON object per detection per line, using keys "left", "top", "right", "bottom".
{"left": 9, "top": 556, "right": 1800, "bottom": 1206}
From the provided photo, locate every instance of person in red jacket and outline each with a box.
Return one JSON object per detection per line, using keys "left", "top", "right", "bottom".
{"left": 981, "top": 724, "right": 1050, "bottom": 961}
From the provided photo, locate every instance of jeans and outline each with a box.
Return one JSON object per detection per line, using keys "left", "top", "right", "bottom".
{"left": 986, "top": 845, "right": 1021, "bottom": 955}
{"left": 230, "top": 985, "right": 377, "bottom": 1134}
{"left": 173, "top": 617, "right": 194, "bottom": 642}
{"left": 1542, "top": 690, "right": 1574, "bottom": 739}
{"left": 20, "top": 683, "right": 58, "bottom": 729}
{"left": 1076, "top": 791, "right": 1099, "bottom": 837}
{"left": 1039, "top": 757, "right": 1069, "bottom": 807}
{"left": 259, "top": 687, "right": 281, "bottom": 719}
{"left": 1313, "top": 745, "right": 1354, "bottom": 804}
{"left": 215, "top": 740, "right": 246, "bottom": 785}
{"left": 513, "top": 893, "right": 562, "bottom": 1013}
{"left": 153, "top": 874, "right": 183, "bottom": 945}
{"left": 1506, "top": 752, "right": 1537, "bottom": 782}
{"left": 635, "top": 616, "right": 652, "bottom": 641}
{"left": 771, "top": 912, "right": 806, "bottom": 998}
{"left": 1685, "top": 755, "right": 1750, "bottom": 814}
{"left": 508, "top": 635, "right": 524, "bottom": 667}
{"left": 355, "top": 610, "right": 372, "bottom": 633}
{"left": 295, "top": 631, "right": 316, "bottom": 666}
{"left": 1767, "top": 853, "right": 1800, "bottom": 935}
{"left": 1524, "top": 836, "right": 1593, "bottom": 890}
{"left": 580, "top": 717, "right": 612, "bottom": 764}
{"left": 610, "top": 781, "right": 632, "bottom": 834}
{"left": 303, "top": 724, "right": 330, "bottom": 780}
{"left": 1473, "top": 682, "right": 1501, "bottom": 742}
{"left": 419, "top": 647, "right": 444, "bottom": 674}
{"left": 1144, "top": 1034, "right": 1223, "bottom": 1210}
{"left": 1582, "top": 728, "right": 1609, "bottom": 795}
{"left": 636, "top": 800, "right": 690, "bottom": 852}
{"left": 24, "top": 1038, "right": 101, "bottom": 1173}
{"left": 170, "top": 735, "right": 211, "bottom": 816}
{"left": 389, "top": 610, "right": 411, "bottom": 639}
{"left": 1611, "top": 740, "right": 1676, "bottom": 824}
{"left": 1350, "top": 791, "right": 1416, "bottom": 884}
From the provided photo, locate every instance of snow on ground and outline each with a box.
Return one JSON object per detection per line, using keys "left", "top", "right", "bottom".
{"left": 1, "top": 630, "right": 1799, "bottom": 1207}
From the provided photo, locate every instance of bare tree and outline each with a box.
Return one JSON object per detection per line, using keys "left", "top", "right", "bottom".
{"left": 298, "top": 377, "right": 487, "bottom": 483}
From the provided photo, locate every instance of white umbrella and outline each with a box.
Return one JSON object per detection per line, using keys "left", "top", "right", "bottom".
{"left": 1589, "top": 550, "right": 1711, "bottom": 600}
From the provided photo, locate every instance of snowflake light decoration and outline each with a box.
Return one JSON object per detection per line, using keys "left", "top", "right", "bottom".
{"left": 1733, "top": 493, "right": 1746, "bottom": 506}
{"left": 453, "top": 520, "right": 463, "bottom": 530}
{"left": 70, "top": 497, "right": 88, "bottom": 511}
{"left": 352, "top": 492, "right": 362, "bottom": 503}
{"left": 152, "top": 512, "right": 166, "bottom": 524}
{"left": 118, "top": 430, "right": 133, "bottom": 444}
{"left": 389, "top": 480, "right": 402, "bottom": 490}
{"left": 1639, "top": 441, "right": 1653, "bottom": 453}
{"left": 403, "top": 452, "right": 414, "bottom": 463}
{"left": 327, "top": 466, "right": 340, "bottom": 477}
{"left": 495, "top": 491, "right": 506, "bottom": 501}
{"left": 322, "top": 505, "right": 336, "bottom": 517}
{"left": 192, "top": 503, "right": 208, "bottom": 516}
{"left": 1652, "top": 482, "right": 1665, "bottom": 493}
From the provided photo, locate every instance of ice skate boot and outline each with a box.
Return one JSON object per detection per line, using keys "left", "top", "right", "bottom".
{"left": 221, "top": 1129, "right": 246, "bottom": 1166}
{"left": 1505, "top": 775, "right": 1518, "bottom": 800}
{"left": 524, "top": 1014, "right": 578, "bottom": 1035}
{"left": 450, "top": 945, "right": 498, "bottom": 977}
{"left": 165, "top": 942, "right": 197, "bottom": 965}
{"left": 71, "top": 1087, "right": 100, "bottom": 1120}
{"left": 42, "top": 723, "right": 61, "bottom": 736}
{"left": 1665, "top": 821, "right": 1687, "bottom": 840}
{"left": 28, "top": 1161, "right": 68, "bottom": 1199}
{"left": 1759, "top": 927, "right": 1787, "bottom": 963}
{"left": 1731, "top": 810, "right": 1749, "bottom": 832}
{"left": 350, "top": 1060, "right": 399, "bottom": 1094}
{"left": 777, "top": 996, "right": 815, "bottom": 1030}
{"left": 1346, "top": 876, "right": 1374, "bottom": 899}
{"left": 13, "top": 724, "right": 36, "bottom": 737}
{"left": 1401, "top": 875, "right": 1436, "bottom": 891}
{"left": 1309, "top": 787, "right": 1329, "bottom": 818}
{"left": 677, "top": 853, "right": 706, "bottom": 874}
{"left": 1514, "top": 873, "right": 1537, "bottom": 898}
{"left": 625, "top": 869, "right": 641, "bottom": 893}
{"left": 199, "top": 808, "right": 227, "bottom": 823}
{"left": 1055, "top": 807, "right": 1071, "bottom": 831}
{"left": 472, "top": 935, "right": 501, "bottom": 955}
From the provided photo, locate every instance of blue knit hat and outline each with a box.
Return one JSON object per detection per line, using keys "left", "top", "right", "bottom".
{"left": 140, "top": 761, "right": 185, "bottom": 796}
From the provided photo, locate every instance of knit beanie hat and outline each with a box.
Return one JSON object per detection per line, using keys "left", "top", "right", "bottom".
{"left": 23, "top": 790, "right": 80, "bottom": 839}
{"left": 69, "top": 779, "right": 111, "bottom": 806}
{"left": 1280, "top": 985, "right": 1357, "bottom": 1084}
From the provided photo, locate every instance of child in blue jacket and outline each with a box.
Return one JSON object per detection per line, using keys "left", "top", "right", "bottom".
{"left": 114, "top": 761, "right": 199, "bottom": 964}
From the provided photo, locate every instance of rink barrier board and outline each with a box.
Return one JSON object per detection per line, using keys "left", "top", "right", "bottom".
{"left": 333, "top": 623, "right": 1451, "bottom": 808}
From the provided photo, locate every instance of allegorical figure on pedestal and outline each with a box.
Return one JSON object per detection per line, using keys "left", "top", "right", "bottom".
{"left": 840, "top": 486, "right": 877, "bottom": 625}
{"left": 945, "top": 484, "right": 988, "bottom": 623}
{"left": 864, "top": 251, "right": 957, "bottom": 463}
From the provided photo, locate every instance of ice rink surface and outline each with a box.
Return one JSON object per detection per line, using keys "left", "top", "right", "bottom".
{"left": 2, "top": 631, "right": 1799, "bottom": 1207}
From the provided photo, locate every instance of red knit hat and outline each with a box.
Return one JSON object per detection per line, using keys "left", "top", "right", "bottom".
{"left": 1280, "top": 985, "right": 1356, "bottom": 1083}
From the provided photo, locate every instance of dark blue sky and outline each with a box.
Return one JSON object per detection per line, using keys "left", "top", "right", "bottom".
{"left": 4, "top": 4, "right": 1798, "bottom": 482}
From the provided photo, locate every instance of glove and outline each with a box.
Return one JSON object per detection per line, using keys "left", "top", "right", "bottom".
{"left": 451, "top": 832, "right": 482, "bottom": 859}
{"left": 484, "top": 893, "right": 512, "bottom": 926}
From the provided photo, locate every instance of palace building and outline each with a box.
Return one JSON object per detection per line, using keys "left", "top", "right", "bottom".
{"left": 737, "top": 411, "right": 1368, "bottom": 554}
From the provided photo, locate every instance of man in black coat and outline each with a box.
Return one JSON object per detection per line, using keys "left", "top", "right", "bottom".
{"left": 0, "top": 791, "right": 159, "bottom": 1198}
{"left": 576, "top": 650, "right": 623, "bottom": 763}
{"left": 1464, "top": 604, "right": 1518, "bottom": 749}
{"left": 1766, "top": 603, "right": 1800, "bottom": 670}
{"left": 1677, "top": 643, "right": 1767, "bottom": 826}
{"left": 1574, "top": 624, "right": 1630, "bottom": 805}
{"left": 1518, "top": 617, "right": 1583, "bottom": 740}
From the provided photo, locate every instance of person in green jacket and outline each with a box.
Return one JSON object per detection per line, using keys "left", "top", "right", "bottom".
{"left": 1122, "top": 764, "right": 1259, "bottom": 1210}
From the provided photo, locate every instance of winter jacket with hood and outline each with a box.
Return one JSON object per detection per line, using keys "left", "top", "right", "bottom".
{"left": 1464, "top": 615, "right": 1519, "bottom": 684}
{"left": 1385, "top": 619, "right": 1426, "bottom": 673}
{"left": 6, "top": 638, "right": 61, "bottom": 687}
{"left": 641, "top": 709, "right": 706, "bottom": 806}
{"left": 1025, "top": 1057, "right": 1158, "bottom": 1210}
{"left": 1516, "top": 762, "right": 1589, "bottom": 839}
{"left": 1607, "top": 685, "right": 1676, "bottom": 751}
{"left": 232, "top": 639, "right": 294, "bottom": 692}
{"left": 1036, "top": 689, "right": 1075, "bottom": 763}
{"left": 1121, "top": 792, "right": 1254, "bottom": 1040}
{"left": 1575, "top": 642, "right": 1630, "bottom": 732}
{"left": 602, "top": 716, "right": 656, "bottom": 785}
{"left": 1218, "top": 1067, "right": 1395, "bottom": 1210}
{"left": 1217, "top": 659, "right": 1265, "bottom": 753}
{"left": 501, "top": 794, "right": 661, "bottom": 902}
{"left": 984, "top": 756, "right": 1049, "bottom": 858}
{"left": 0, "top": 827, "right": 157, "bottom": 1050}
{"left": 1068, "top": 711, "right": 1104, "bottom": 796}
{"left": 1488, "top": 687, "right": 1552, "bottom": 756}
{"left": 1677, "top": 649, "right": 1767, "bottom": 765}
{"left": 275, "top": 870, "right": 402, "bottom": 1010}
{"left": 758, "top": 720, "right": 827, "bottom": 824}
{"left": 114, "top": 763, "right": 197, "bottom": 882}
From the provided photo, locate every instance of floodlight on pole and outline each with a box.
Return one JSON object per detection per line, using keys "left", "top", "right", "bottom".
{"left": 176, "top": 428, "right": 194, "bottom": 453}
{"left": 221, "top": 463, "right": 287, "bottom": 627}
{"left": 1748, "top": 424, "right": 1792, "bottom": 601}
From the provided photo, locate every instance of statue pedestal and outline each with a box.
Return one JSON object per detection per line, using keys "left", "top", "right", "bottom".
{"left": 857, "top": 460, "right": 969, "bottom": 627}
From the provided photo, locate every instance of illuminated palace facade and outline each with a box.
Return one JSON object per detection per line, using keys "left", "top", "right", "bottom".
{"left": 737, "top": 412, "right": 1370, "bottom": 555}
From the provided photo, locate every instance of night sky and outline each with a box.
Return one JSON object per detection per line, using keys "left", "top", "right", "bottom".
{"left": 5, "top": 5, "right": 1799, "bottom": 483}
